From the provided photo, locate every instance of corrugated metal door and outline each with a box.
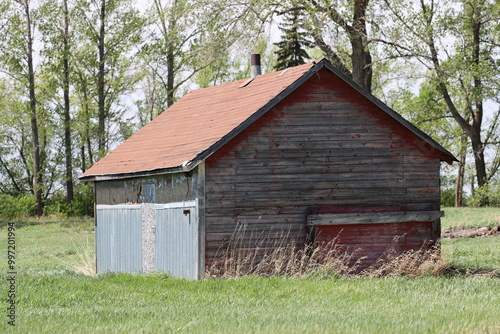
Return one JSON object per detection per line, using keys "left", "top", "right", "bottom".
{"left": 96, "top": 205, "right": 142, "bottom": 273}
{"left": 155, "top": 201, "right": 198, "bottom": 279}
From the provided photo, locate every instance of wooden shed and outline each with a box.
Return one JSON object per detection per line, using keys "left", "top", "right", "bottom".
{"left": 80, "top": 58, "right": 456, "bottom": 279}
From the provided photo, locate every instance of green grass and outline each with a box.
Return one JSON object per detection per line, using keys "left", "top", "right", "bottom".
{"left": 0, "top": 212, "right": 499, "bottom": 333}
{"left": 0, "top": 274, "right": 497, "bottom": 333}
{"left": 442, "top": 207, "right": 500, "bottom": 230}
{"left": 0, "top": 216, "right": 94, "bottom": 275}
{"left": 442, "top": 237, "right": 500, "bottom": 272}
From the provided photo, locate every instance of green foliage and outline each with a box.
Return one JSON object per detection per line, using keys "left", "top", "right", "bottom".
{"left": 0, "top": 193, "right": 36, "bottom": 218}
{"left": 274, "top": 10, "right": 313, "bottom": 70}
{"left": 441, "top": 188, "right": 455, "bottom": 207}
{"left": 466, "top": 184, "right": 500, "bottom": 207}
{"left": 43, "top": 185, "right": 94, "bottom": 217}
{"left": 379, "top": 0, "right": 500, "bottom": 190}
{"left": 0, "top": 188, "right": 94, "bottom": 218}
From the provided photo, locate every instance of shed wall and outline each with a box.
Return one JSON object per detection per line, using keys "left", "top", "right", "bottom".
{"left": 94, "top": 166, "right": 204, "bottom": 279}
{"left": 95, "top": 171, "right": 196, "bottom": 205}
{"left": 204, "top": 68, "right": 441, "bottom": 270}
{"left": 315, "top": 222, "right": 435, "bottom": 269}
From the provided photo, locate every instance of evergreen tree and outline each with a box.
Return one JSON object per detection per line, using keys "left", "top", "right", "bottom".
{"left": 274, "top": 10, "right": 313, "bottom": 70}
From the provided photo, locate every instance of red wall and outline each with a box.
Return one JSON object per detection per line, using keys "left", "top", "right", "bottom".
{"left": 204, "top": 68, "right": 442, "bottom": 272}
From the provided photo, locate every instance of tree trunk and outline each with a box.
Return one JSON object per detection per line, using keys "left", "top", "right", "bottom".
{"left": 350, "top": 0, "right": 372, "bottom": 93}
{"left": 81, "top": 78, "right": 94, "bottom": 167}
{"left": 454, "top": 153, "right": 465, "bottom": 207}
{"left": 80, "top": 144, "right": 86, "bottom": 173}
{"left": 166, "top": 51, "right": 174, "bottom": 108}
{"left": 470, "top": 175, "right": 475, "bottom": 196}
{"left": 97, "top": 0, "right": 106, "bottom": 157}
{"left": 24, "top": 0, "right": 43, "bottom": 216}
{"left": 470, "top": 131, "right": 488, "bottom": 192}
{"left": 454, "top": 133, "right": 467, "bottom": 207}
{"left": 63, "top": 0, "right": 74, "bottom": 203}
{"left": 157, "top": 0, "right": 177, "bottom": 108}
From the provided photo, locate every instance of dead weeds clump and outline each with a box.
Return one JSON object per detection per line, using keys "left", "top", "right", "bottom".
{"left": 362, "top": 245, "right": 450, "bottom": 278}
{"left": 206, "top": 222, "right": 450, "bottom": 279}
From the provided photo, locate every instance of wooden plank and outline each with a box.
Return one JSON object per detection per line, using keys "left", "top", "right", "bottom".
{"left": 206, "top": 197, "right": 409, "bottom": 213}
{"left": 207, "top": 171, "right": 402, "bottom": 182}
{"left": 206, "top": 164, "right": 408, "bottom": 177}
{"left": 307, "top": 211, "right": 443, "bottom": 226}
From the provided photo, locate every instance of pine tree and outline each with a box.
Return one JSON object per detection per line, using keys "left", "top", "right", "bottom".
{"left": 274, "top": 10, "right": 313, "bottom": 71}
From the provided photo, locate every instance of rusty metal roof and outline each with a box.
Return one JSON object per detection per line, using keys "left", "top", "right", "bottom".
{"left": 80, "top": 59, "right": 455, "bottom": 181}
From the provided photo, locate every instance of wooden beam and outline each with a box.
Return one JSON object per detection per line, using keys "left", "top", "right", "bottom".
{"left": 307, "top": 211, "right": 444, "bottom": 226}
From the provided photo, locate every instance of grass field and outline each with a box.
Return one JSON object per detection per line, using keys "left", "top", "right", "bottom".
{"left": 441, "top": 207, "right": 500, "bottom": 229}
{"left": 0, "top": 208, "right": 499, "bottom": 333}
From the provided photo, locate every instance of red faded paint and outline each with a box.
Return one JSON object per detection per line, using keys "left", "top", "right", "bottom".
{"left": 315, "top": 222, "right": 436, "bottom": 269}
{"left": 203, "top": 68, "right": 444, "bottom": 271}
{"left": 81, "top": 59, "right": 454, "bottom": 180}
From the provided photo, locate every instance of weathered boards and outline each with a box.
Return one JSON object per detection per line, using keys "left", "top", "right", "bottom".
{"left": 80, "top": 58, "right": 455, "bottom": 279}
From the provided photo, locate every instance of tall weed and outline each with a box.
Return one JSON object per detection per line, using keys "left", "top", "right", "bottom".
{"left": 206, "top": 222, "right": 447, "bottom": 278}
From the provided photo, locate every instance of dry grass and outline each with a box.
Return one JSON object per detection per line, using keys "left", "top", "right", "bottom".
{"left": 56, "top": 238, "right": 96, "bottom": 276}
{"left": 362, "top": 244, "right": 450, "bottom": 277}
{"left": 207, "top": 222, "right": 450, "bottom": 279}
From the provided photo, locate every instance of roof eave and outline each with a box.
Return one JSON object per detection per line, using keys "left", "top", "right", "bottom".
{"left": 78, "top": 164, "right": 191, "bottom": 182}
{"left": 80, "top": 59, "right": 457, "bottom": 182}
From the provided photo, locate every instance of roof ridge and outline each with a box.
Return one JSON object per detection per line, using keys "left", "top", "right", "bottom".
{"left": 80, "top": 58, "right": 454, "bottom": 182}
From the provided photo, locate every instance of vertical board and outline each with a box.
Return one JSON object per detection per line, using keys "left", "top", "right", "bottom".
{"left": 155, "top": 201, "right": 198, "bottom": 279}
{"left": 141, "top": 182, "right": 156, "bottom": 203}
{"left": 96, "top": 205, "right": 142, "bottom": 273}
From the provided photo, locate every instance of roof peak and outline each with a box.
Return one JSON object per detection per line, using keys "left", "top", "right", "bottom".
{"left": 80, "top": 58, "right": 454, "bottom": 182}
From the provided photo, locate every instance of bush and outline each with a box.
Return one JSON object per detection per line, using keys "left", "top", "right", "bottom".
{"left": 43, "top": 185, "right": 94, "bottom": 217}
{"left": 0, "top": 193, "right": 36, "bottom": 218}
{"left": 440, "top": 188, "right": 455, "bottom": 207}
{"left": 0, "top": 184, "right": 94, "bottom": 218}
{"left": 467, "top": 184, "right": 500, "bottom": 207}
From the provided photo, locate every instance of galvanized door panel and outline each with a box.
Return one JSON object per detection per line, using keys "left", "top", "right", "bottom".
{"left": 155, "top": 201, "right": 198, "bottom": 279}
{"left": 96, "top": 205, "right": 142, "bottom": 273}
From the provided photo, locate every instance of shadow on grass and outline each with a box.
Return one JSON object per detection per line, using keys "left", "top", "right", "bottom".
{"left": 0, "top": 217, "right": 93, "bottom": 230}
{"left": 442, "top": 266, "right": 499, "bottom": 278}
{"left": 0, "top": 219, "right": 49, "bottom": 229}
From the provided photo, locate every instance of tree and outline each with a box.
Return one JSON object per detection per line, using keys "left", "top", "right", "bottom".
{"left": 274, "top": 9, "right": 313, "bottom": 70}
{"left": 0, "top": 0, "right": 45, "bottom": 215}
{"left": 0, "top": 79, "right": 32, "bottom": 196}
{"left": 379, "top": 0, "right": 500, "bottom": 204}
{"left": 39, "top": 0, "right": 74, "bottom": 203}
{"left": 138, "top": 0, "right": 264, "bottom": 121}
{"left": 75, "top": 0, "right": 145, "bottom": 158}
{"left": 392, "top": 80, "right": 468, "bottom": 207}
{"left": 289, "top": 0, "right": 374, "bottom": 92}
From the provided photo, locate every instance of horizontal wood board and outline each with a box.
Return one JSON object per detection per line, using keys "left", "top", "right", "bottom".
{"left": 307, "top": 211, "right": 443, "bottom": 226}
{"left": 315, "top": 221, "right": 436, "bottom": 269}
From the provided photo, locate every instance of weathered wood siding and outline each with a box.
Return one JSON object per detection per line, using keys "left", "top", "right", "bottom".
{"left": 95, "top": 170, "right": 199, "bottom": 205}
{"left": 315, "top": 222, "right": 435, "bottom": 269}
{"left": 204, "top": 68, "right": 441, "bottom": 269}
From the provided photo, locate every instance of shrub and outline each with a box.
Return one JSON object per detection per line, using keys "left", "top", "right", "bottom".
{"left": 43, "top": 185, "right": 94, "bottom": 217}
{"left": 0, "top": 193, "right": 36, "bottom": 218}
{"left": 467, "top": 184, "right": 500, "bottom": 207}
{"left": 440, "top": 188, "right": 455, "bottom": 207}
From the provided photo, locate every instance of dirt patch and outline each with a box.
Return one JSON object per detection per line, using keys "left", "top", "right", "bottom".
{"left": 442, "top": 225, "right": 500, "bottom": 239}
